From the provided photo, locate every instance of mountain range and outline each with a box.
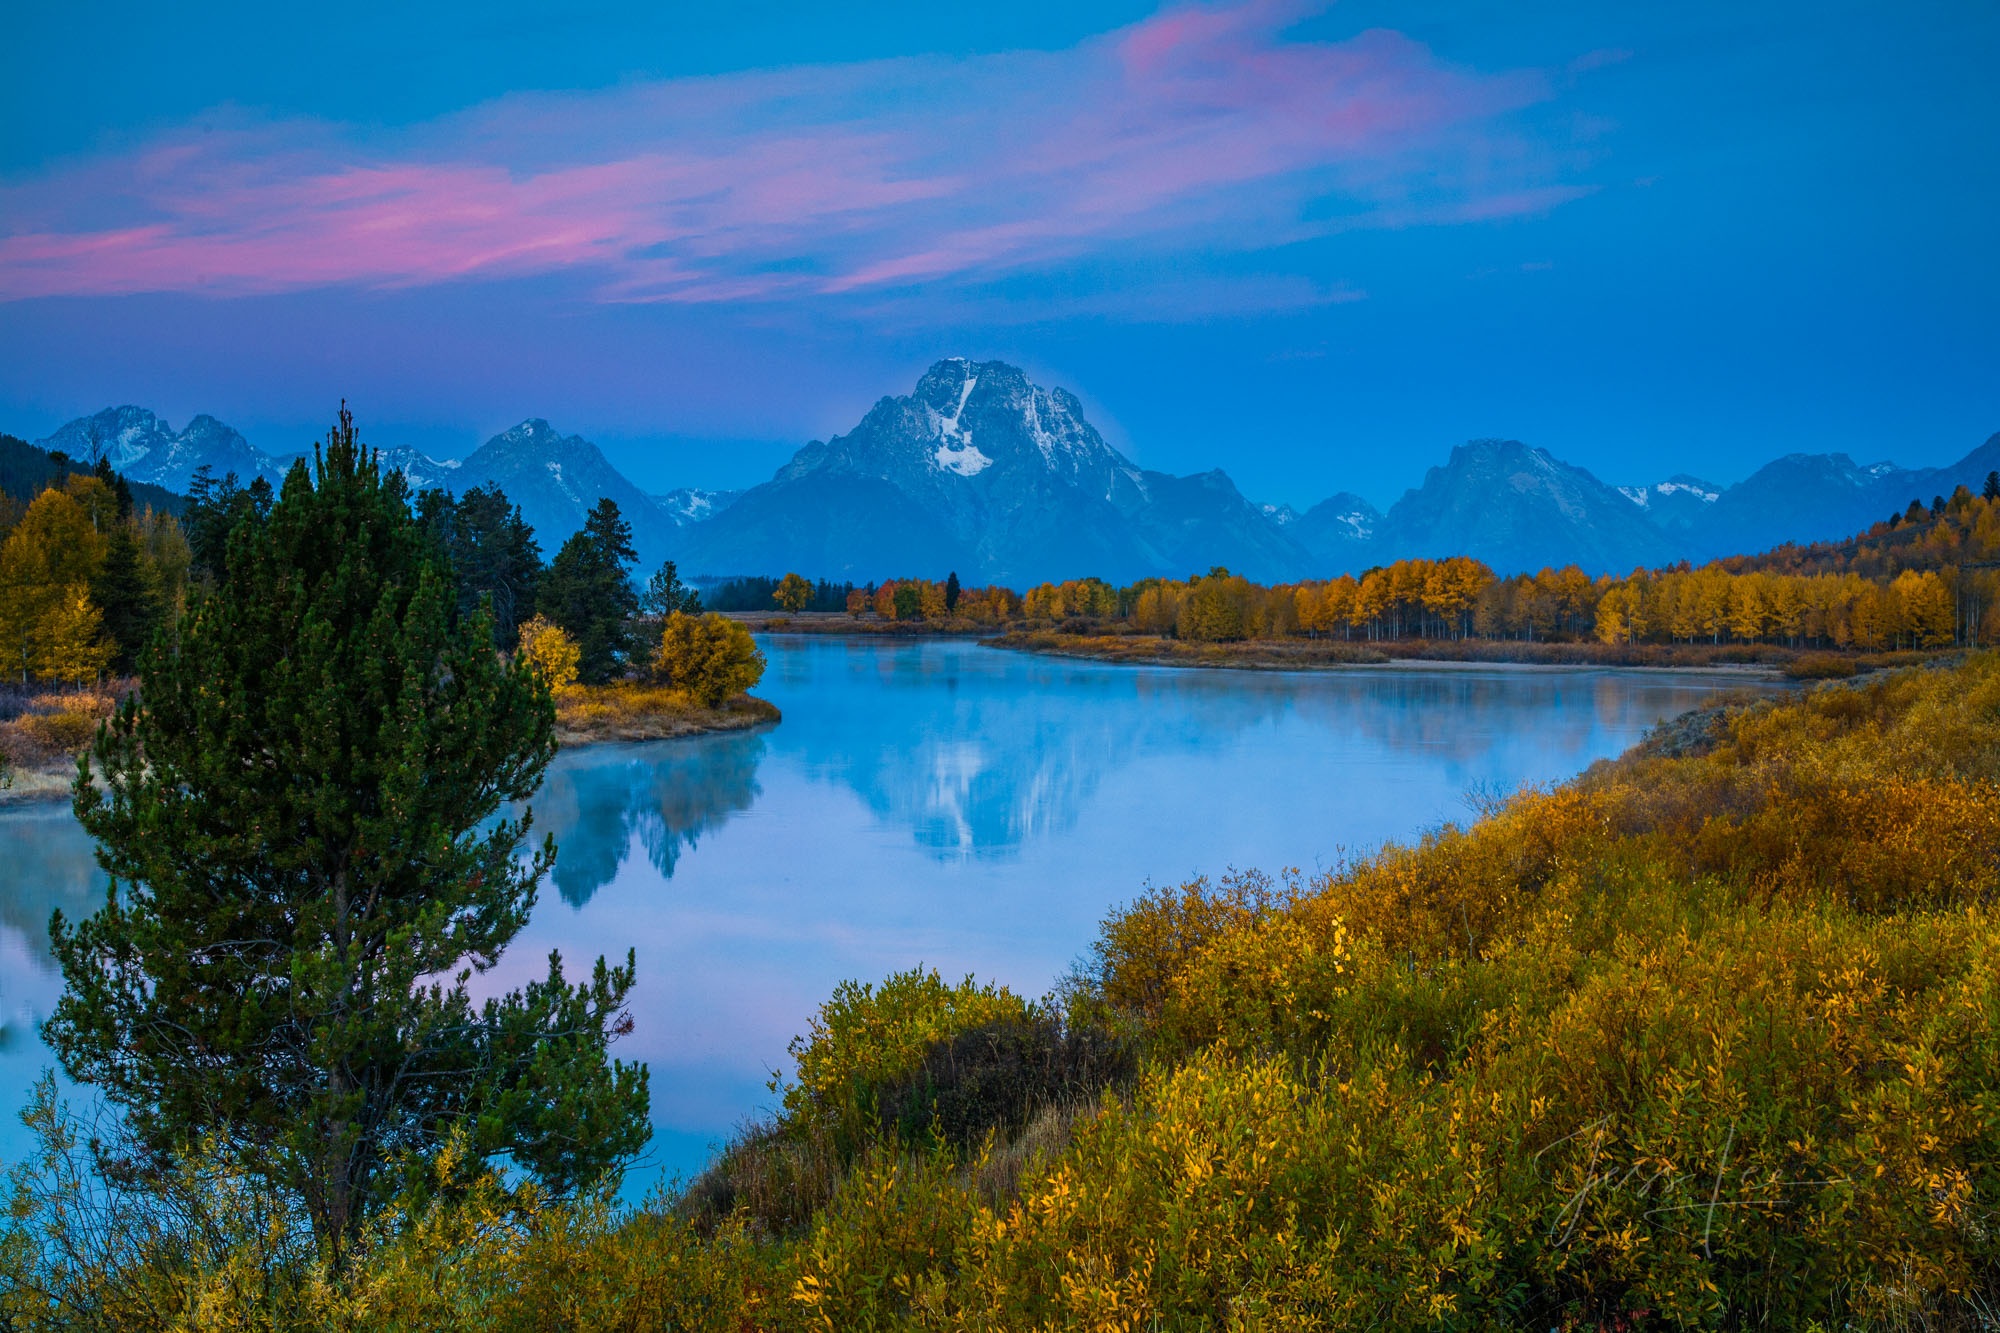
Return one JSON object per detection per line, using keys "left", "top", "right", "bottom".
{"left": 32, "top": 362, "right": 2000, "bottom": 583}
{"left": 35, "top": 406, "right": 738, "bottom": 573}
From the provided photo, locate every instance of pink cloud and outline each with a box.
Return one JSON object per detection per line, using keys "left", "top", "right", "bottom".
{"left": 0, "top": 2, "right": 1580, "bottom": 308}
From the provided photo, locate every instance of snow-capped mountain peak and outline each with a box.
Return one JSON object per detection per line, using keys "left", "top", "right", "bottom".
{"left": 37, "top": 406, "right": 288, "bottom": 492}
{"left": 1619, "top": 474, "right": 1723, "bottom": 509}
{"left": 677, "top": 358, "right": 1313, "bottom": 585}
{"left": 928, "top": 369, "right": 992, "bottom": 477}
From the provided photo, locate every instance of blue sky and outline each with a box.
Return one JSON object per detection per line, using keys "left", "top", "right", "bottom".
{"left": 2, "top": 0, "right": 1995, "bottom": 509}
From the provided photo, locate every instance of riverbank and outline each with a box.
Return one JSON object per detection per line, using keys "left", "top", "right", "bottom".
{"left": 0, "top": 684, "right": 781, "bottom": 805}
{"left": 982, "top": 629, "right": 1929, "bottom": 677}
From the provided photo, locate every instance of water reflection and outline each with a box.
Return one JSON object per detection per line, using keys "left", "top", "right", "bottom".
{"left": 533, "top": 731, "right": 767, "bottom": 906}
{"left": 0, "top": 638, "right": 1782, "bottom": 1187}
{"left": 753, "top": 644, "right": 1751, "bottom": 857}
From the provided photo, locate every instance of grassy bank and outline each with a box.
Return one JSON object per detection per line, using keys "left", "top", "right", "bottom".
{"left": 987, "top": 628, "right": 1940, "bottom": 677}
{"left": 727, "top": 610, "right": 990, "bottom": 636}
{"left": 553, "top": 681, "right": 780, "bottom": 745}
{"left": 11, "top": 657, "right": 2000, "bottom": 1328}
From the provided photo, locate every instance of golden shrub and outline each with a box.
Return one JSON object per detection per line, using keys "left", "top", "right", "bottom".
{"left": 656, "top": 612, "right": 765, "bottom": 708}
{"left": 515, "top": 614, "right": 580, "bottom": 693}
{"left": 15, "top": 709, "right": 100, "bottom": 753}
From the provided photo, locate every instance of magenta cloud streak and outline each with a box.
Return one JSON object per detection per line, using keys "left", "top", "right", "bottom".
{"left": 0, "top": 1, "right": 1574, "bottom": 306}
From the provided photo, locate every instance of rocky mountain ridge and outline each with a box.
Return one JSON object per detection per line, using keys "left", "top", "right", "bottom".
{"left": 34, "top": 382, "right": 2000, "bottom": 583}
{"left": 674, "top": 358, "right": 1314, "bottom": 584}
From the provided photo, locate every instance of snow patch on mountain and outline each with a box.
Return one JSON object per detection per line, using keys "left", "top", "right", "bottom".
{"left": 1331, "top": 510, "right": 1372, "bottom": 537}
{"left": 1621, "top": 478, "right": 1722, "bottom": 509}
{"left": 654, "top": 488, "right": 742, "bottom": 525}
{"left": 928, "top": 371, "right": 992, "bottom": 476}
{"left": 934, "top": 439, "right": 994, "bottom": 477}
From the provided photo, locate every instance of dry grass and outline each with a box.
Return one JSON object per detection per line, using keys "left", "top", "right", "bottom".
{"left": 0, "top": 685, "right": 120, "bottom": 802}
{"left": 552, "top": 681, "right": 780, "bottom": 746}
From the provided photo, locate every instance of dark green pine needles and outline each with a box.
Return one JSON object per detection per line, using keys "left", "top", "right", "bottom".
{"left": 46, "top": 407, "right": 649, "bottom": 1265}
{"left": 538, "top": 496, "right": 640, "bottom": 684}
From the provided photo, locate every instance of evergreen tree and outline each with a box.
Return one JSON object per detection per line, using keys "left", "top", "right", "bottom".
{"left": 184, "top": 468, "right": 275, "bottom": 581}
{"left": 642, "top": 558, "right": 701, "bottom": 616}
{"left": 945, "top": 570, "right": 961, "bottom": 613}
{"left": 1985, "top": 471, "right": 1999, "bottom": 502}
{"left": 538, "top": 498, "right": 639, "bottom": 684}
{"left": 89, "top": 522, "right": 156, "bottom": 672}
{"left": 419, "top": 484, "right": 544, "bottom": 648}
{"left": 48, "top": 409, "right": 648, "bottom": 1265}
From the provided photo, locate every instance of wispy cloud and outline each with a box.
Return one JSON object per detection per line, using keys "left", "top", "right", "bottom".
{"left": 0, "top": 0, "right": 1581, "bottom": 309}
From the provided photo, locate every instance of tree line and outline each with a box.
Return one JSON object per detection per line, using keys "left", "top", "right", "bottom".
{"left": 0, "top": 446, "right": 716, "bottom": 688}
{"left": 996, "top": 483, "right": 2000, "bottom": 651}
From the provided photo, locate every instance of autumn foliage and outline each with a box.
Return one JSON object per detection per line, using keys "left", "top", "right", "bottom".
{"left": 514, "top": 614, "right": 582, "bottom": 692}
{"left": 655, "top": 611, "right": 766, "bottom": 707}
{"left": 0, "top": 474, "right": 185, "bottom": 686}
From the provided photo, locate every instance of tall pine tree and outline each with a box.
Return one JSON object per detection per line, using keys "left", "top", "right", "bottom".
{"left": 89, "top": 523, "right": 156, "bottom": 673}
{"left": 641, "top": 558, "right": 701, "bottom": 616}
{"left": 417, "top": 483, "right": 544, "bottom": 649}
{"left": 48, "top": 408, "right": 648, "bottom": 1264}
{"left": 538, "top": 497, "right": 639, "bottom": 684}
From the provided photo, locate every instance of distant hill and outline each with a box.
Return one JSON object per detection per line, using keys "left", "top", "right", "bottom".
{"left": 1, "top": 431, "right": 186, "bottom": 514}
{"left": 442, "top": 419, "right": 681, "bottom": 573}
{"left": 1319, "top": 433, "right": 2000, "bottom": 577}
{"left": 37, "top": 407, "right": 290, "bottom": 494}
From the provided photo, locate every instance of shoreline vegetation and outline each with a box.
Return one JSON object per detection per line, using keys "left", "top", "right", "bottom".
{"left": 723, "top": 610, "right": 1939, "bottom": 679}
{"left": 553, "top": 682, "right": 779, "bottom": 745}
{"left": 10, "top": 652, "right": 2000, "bottom": 1326}
{"left": 981, "top": 628, "right": 1941, "bottom": 678}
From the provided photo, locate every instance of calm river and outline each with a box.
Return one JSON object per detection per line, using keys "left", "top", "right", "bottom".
{"left": 0, "top": 637, "right": 1781, "bottom": 1186}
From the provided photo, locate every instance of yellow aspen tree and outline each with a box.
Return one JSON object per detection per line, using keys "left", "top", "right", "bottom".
{"left": 773, "top": 572, "right": 812, "bottom": 612}
{"left": 34, "top": 584, "right": 115, "bottom": 685}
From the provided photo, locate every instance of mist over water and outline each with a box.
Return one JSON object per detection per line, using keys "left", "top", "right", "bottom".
{"left": 0, "top": 637, "right": 1783, "bottom": 1187}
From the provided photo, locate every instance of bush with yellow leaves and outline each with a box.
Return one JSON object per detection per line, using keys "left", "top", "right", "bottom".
{"left": 655, "top": 611, "right": 765, "bottom": 708}
{"left": 514, "top": 613, "right": 580, "bottom": 693}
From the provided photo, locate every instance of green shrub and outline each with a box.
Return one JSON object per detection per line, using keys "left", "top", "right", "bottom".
{"left": 779, "top": 967, "right": 1031, "bottom": 1149}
